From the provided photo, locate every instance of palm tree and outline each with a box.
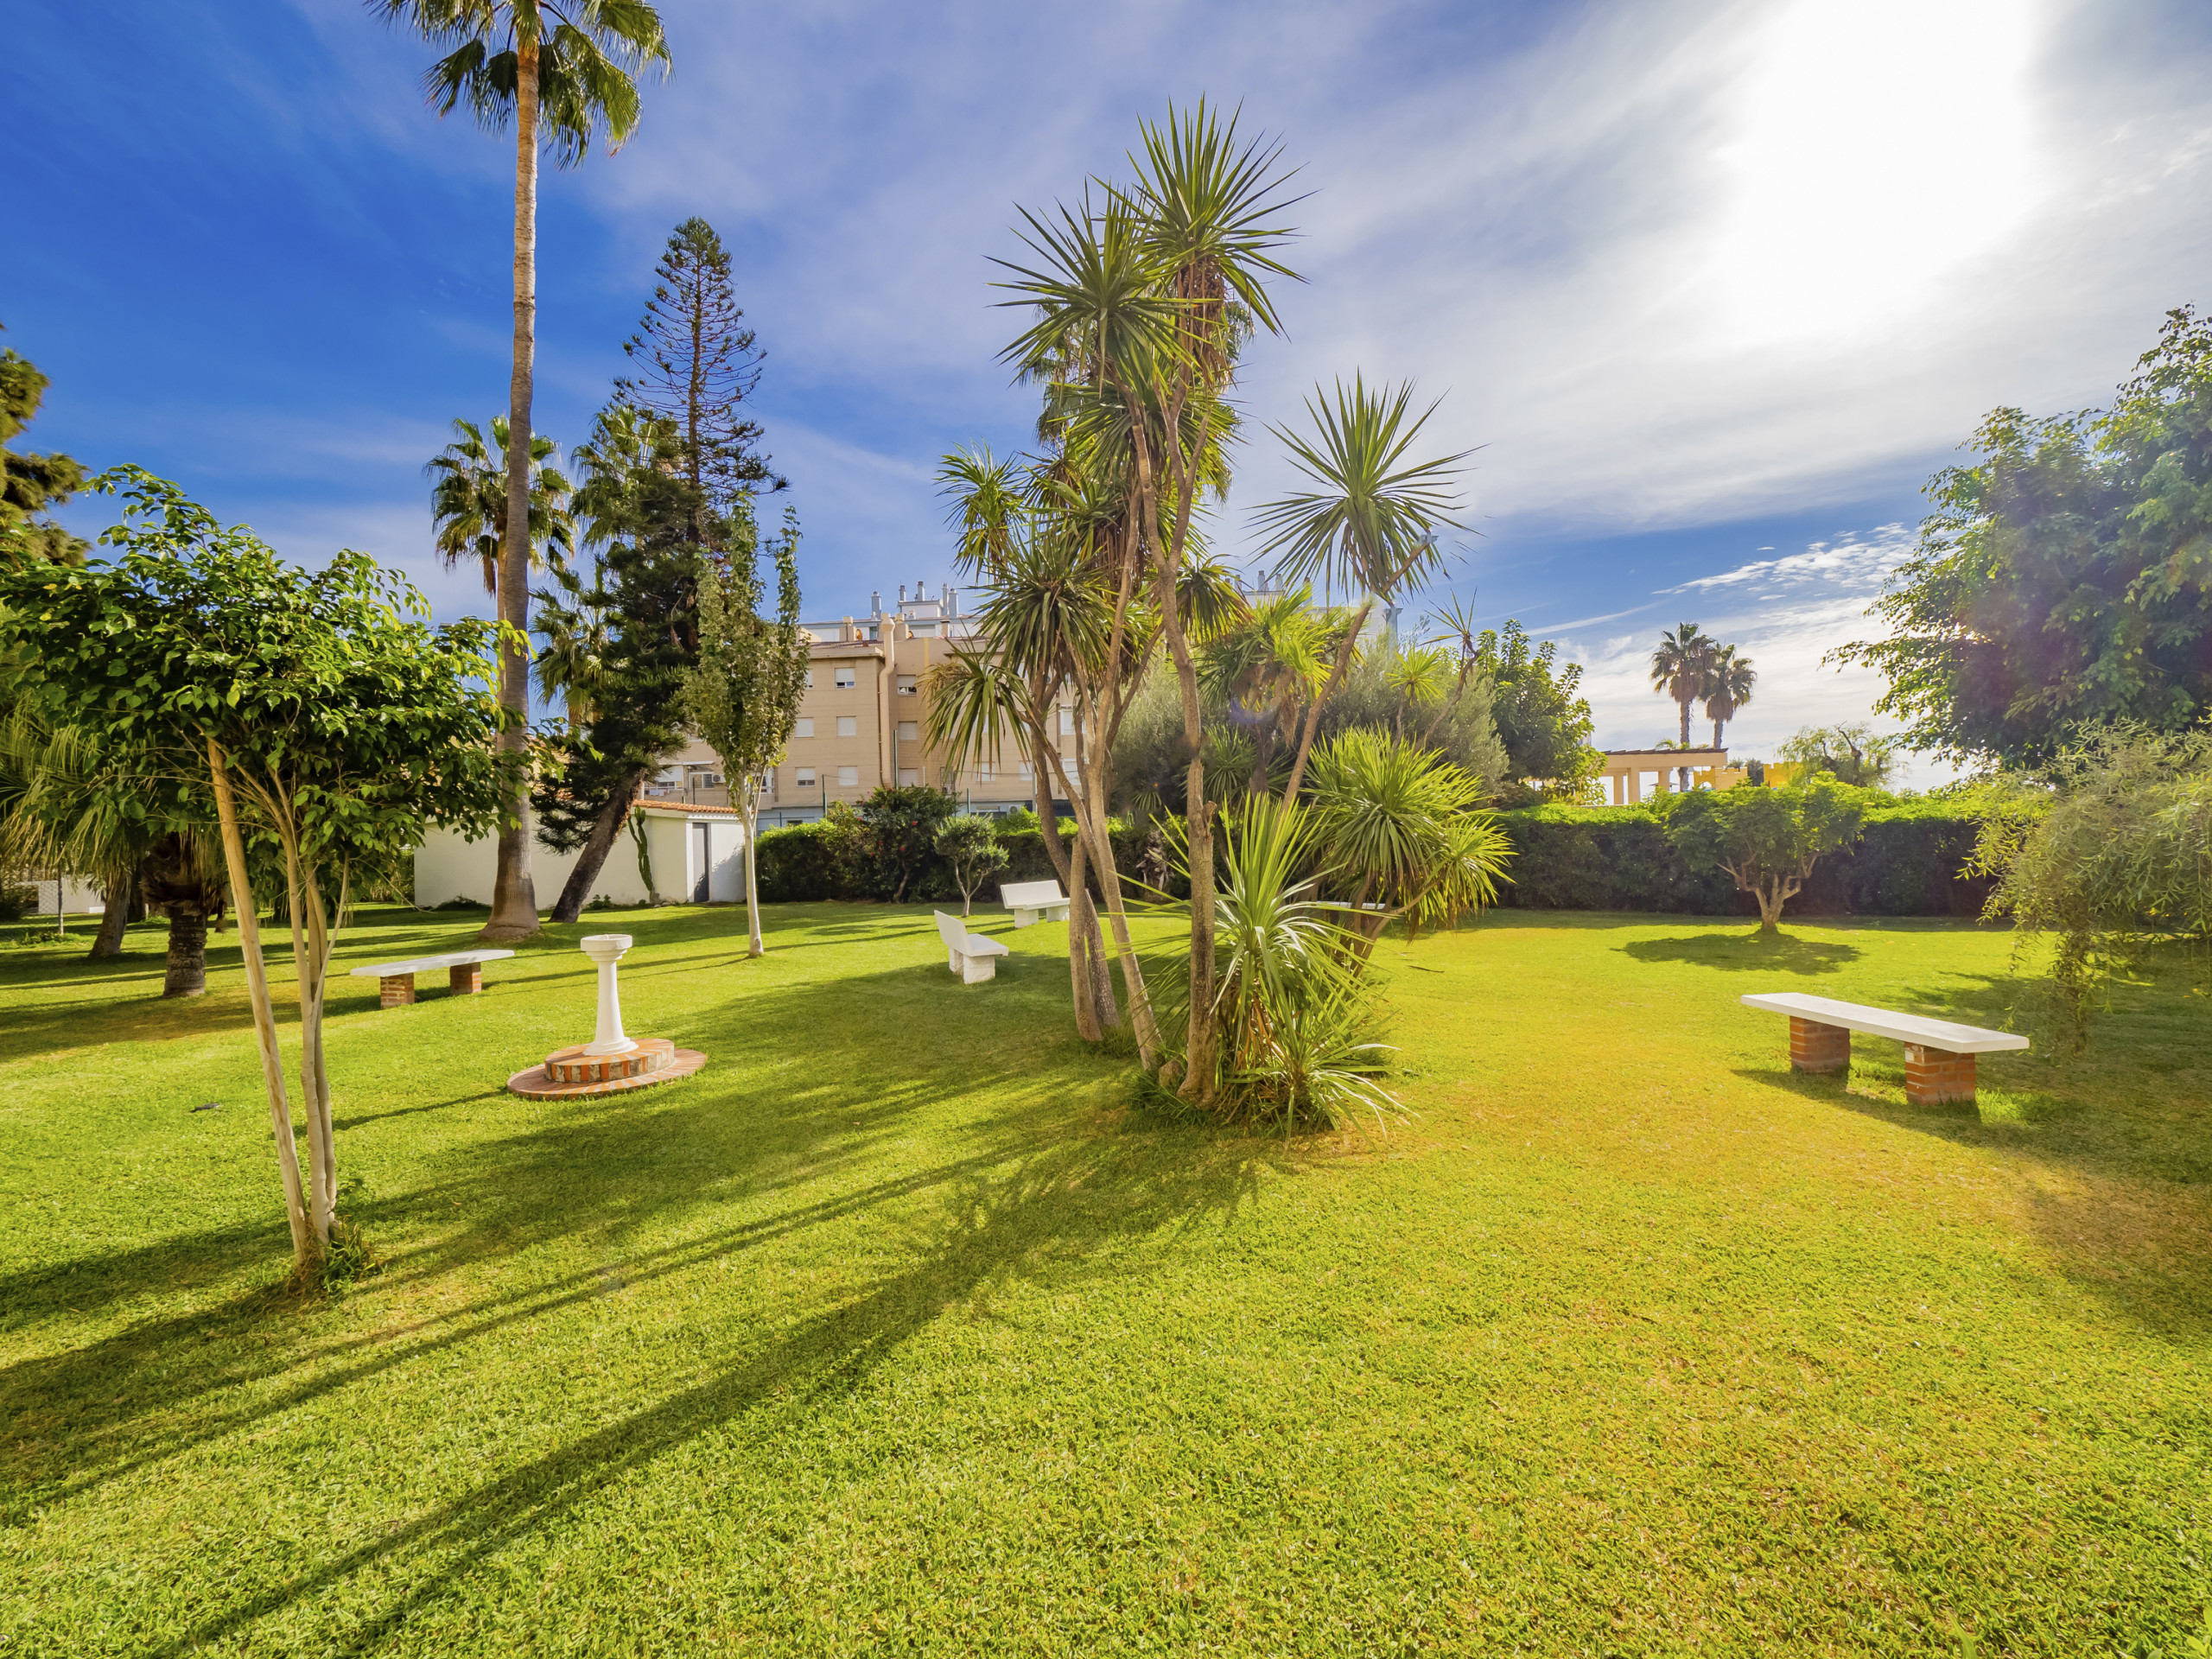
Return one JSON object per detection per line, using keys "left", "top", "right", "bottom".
{"left": 426, "top": 416, "right": 573, "bottom": 596}
{"left": 1649, "top": 622, "right": 1715, "bottom": 790}
{"left": 1705, "top": 644, "right": 1756, "bottom": 749}
{"left": 1253, "top": 373, "right": 1466, "bottom": 802}
{"left": 373, "top": 0, "right": 670, "bottom": 944}
{"left": 1305, "top": 728, "right": 1509, "bottom": 948}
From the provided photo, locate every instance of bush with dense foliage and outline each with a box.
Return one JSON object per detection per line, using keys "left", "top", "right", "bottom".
{"left": 1662, "top": 779, "right": 1869, "bottom": 931}
{"left": 1967, "top": 722, "right": 2212, "bottom": 1048}
{"left": 755, "top": 812, "right": 1154, "bottom": 905}
{"left": 1496, "top": 796, "right": 1990, "bottom": 918}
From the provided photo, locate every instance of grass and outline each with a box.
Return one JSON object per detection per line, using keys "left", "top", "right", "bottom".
{"left": 2, "top": 902, "right": 2208, "bottom": 1656}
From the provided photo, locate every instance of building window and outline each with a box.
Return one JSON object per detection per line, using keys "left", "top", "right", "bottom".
{"left": 1018, "top": 760, "right": 1033, "bottom": 779}
{"left": 1059, "top": 708, "right": 1075, "bottom": 735}
{"left": 897, "top": 721, "right": 918, "bottom": 741}
{"left": 794, "top": 717, "right": 814, "bottom": 739}
{"left": 897, "top": 768, "right": 920, "bottom": 786}
{"left": 836, "top": 766, "right": 859, "bottom": 787}
{"left": 836, "top": 715, "right": 858, "bottom": 738}
{"left": 977, "top": 761, "right": 995, "bottom": 783}
{"left": 896, "top": 675, "right": 918, "bottom": 696}
{"left": 795, "top": 766, "right": 817, "bottom": 787}
{"left": 834, "top": 666, "right": 857, "bottom": 689}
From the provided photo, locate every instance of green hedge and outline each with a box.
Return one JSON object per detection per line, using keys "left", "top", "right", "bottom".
{"left": 1495, "top": 800, "right": 1990, "bottom": 917}
{"left": 754, "top": 822, "right": 1162, "bottom": 905}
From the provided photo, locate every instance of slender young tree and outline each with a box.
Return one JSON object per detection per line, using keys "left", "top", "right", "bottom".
{"left": 683, "top": 505, "right": 807, "bottom": 956}
{"left": 372, "top": 0, "right": 671, "bottom": 944}
{"left": 614, "top": 217, "right": 787, "bottom": 537}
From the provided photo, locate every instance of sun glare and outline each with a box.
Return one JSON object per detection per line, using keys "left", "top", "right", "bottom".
{"left": 1712, "top": 0, "right": 2036, "bottom": 343}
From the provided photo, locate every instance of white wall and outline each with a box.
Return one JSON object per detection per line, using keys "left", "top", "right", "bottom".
{"left": 23, "top": 875, "right": 104, "bottom": 915}
{"left": 413, "top": 810, "right": 747, "bottom": 912}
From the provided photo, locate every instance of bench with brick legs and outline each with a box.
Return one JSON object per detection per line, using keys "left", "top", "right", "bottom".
{"left": 1741, "top": 991, "right": 2028, "bottom": 1104}
{"left": 348, "top": 949, "right": 516, "bottom": 1007}
{"left": 933, "top": 911, "right": 1011, "bottom": 985}
{"left": 998, "top": 880, "right": 1071, "bottom": 927}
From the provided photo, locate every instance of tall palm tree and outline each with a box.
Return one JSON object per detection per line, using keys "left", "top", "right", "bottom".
{"left": 426, "top": 416, "right": 573, "bottom": 595}
{"left": 1704, "top": 644, "right": 1756, "bottom": 749}
{"left": 373, "top": 0, "right": 670, "bottom": 944}
{"left": 1649, "top": 621, "right": 1715, "bottom": 789}
{"left": 1254, "top": 373, "right": 1466, "bottom": 803}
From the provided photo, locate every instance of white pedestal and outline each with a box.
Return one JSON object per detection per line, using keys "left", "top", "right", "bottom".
{"left": 579, "top": 933, "right": 638, "bottom": 1056}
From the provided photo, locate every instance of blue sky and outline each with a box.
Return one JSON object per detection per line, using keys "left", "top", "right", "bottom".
{"left": 11, "top": 0, "right": 2212, "bottom": 783}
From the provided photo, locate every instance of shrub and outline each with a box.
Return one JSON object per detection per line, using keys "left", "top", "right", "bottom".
{"left": 1495, "top": 798, "right": 1990, "bottom": 917}
{"left": 935, "top": 815, "right": 1009, "bottom": 918}
{"left": 0, "top": 885, "right": 34, "bottom": 924}
{"left": 1663, "top": 779, "right": 1869, "bottom": 930}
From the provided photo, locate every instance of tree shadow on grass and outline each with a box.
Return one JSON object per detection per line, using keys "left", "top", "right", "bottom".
{"left": 136, "top": 1121, "right": 1270, "bottom": 1657}
{"left": 1730, "top": 968, "right": 2212, "bottom": 1344}
{"left": 1619, "top": 930, "right": 1862, "bottom": 976}
{"left": 0, "top": 951, "right": 1180, "bottom": 1534}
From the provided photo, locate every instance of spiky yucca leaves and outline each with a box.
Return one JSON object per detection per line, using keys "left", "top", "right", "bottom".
{"left": 1306, "top": 728, "right": 1511, "bottom": 944}
{"left": 1174, "top": 795, "right": 1396, "bottom": 1135}
{"left": 1255, "top": 374, "right": 1470, "bottom": 802}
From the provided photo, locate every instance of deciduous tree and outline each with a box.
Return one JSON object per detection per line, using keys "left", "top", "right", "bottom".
{"left": 1834, "top": 308, "right": 2212, "bottom": 767}
{"left": 1662, "top": 778, "right": 1866, "bottom": 931}
{"left": 0, "top": 468, "right": 512, "bottom": 1274}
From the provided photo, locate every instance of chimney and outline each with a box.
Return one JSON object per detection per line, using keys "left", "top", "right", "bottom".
{"left": 841, "top": 616, "right": 854, "bottom": 643}
{"left": 870, "top": 590, "right": 882, "bottom": 617}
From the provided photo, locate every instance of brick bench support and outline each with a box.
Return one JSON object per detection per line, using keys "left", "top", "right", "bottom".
{"left": 1745, "top": 992, "right": 2025, "bottom": 1109}
{"left": 1789, "top": 1016, "right": 1850, "bottom": 1074}
{"left": 378, "top": 974, "right": 416, "bottom": 1008}
{"left": 449, "top": 963, "right": 483, "bottom": 995}
{"left": 1904, "top": 1044, "right": 1975, "bottom": 1105}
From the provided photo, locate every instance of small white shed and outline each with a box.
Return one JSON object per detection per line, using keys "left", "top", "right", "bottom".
{"left": 413, "top": 803, "right": 747, "bottom": 912}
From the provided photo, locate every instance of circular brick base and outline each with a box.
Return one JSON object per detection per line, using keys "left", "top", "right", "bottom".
{"left": 506, "top": 1039, "right": 707, "bottom": 1100}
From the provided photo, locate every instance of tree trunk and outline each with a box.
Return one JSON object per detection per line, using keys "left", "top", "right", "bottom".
{"left": 1154, "top": 564, "right": 1217, "bottom": 1103}
{"left": 631, "top": 811, "right": 658, "bottom": 904}
{"left": 1281, "top": 598, "right": 1373, "bottom": 806}
{"left": 1678, "top": 697, "right": 1694, "bottom": 791}
{"left": 550, "top": 776, "right": 644, "bottom": 924}
{"left": 283, "top": 838, "right": 335, "bottom": 1249}
{"left": 162, "top": 905, "right": 208, "bottom": 998}
{"left": 743, "top": 778, "right": 765, "bottom": 957}
{"left": 87, "top": 870, "right": 135, "bottom": 959}
{"left": 1064, "top": 832, "right": 1101, "bottom": 1041}
{"left": 482, "top": 37, "right": 542, "bottom": 945}
{"left": 208, "top": 741, "right": 311, "bottom": 1270}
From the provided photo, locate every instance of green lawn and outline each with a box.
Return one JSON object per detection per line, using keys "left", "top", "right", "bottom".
{"left": 2, "top": 903, "right": 2208, "bottom": 1656}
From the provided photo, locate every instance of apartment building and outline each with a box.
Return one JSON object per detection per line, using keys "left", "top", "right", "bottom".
{"left": 756, "top": 580, "right": 1081, "bottom": 826}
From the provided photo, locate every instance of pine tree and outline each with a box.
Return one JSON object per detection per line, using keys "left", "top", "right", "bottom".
{"left": 613, "top": 218, "right": 786, "bottom": 541}
{"left": 1, "top": 332, "right": 88, "bottom": 569}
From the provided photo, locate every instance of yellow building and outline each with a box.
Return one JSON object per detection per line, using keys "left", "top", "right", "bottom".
{"left": 744, "top": 582, "right": 1080, "bottom": 826}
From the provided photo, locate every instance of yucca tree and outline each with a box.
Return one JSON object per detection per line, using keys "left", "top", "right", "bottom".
{"left": 1649, "top": 621, "right": 1716, "bottom": 788}
{"left": 997, "top": 102, "right": 1300, "bottom": 1103}
{"left": 1205, "top": 794, "right": 1396, "bottom": 1136}
{"left": 1200, "top": 586, "right": 1325, "bottom": 796}
{"left": 373, "top": 0, "right": 670, "bottom": 944}
{"left": 1305, "top": 728, "right": 1509, "bottom": 947}
{"left": 923, "top": 518, "right": 1149, "bottom": 1052}
{"left": 1255, "top": 373, "right": 1467, "bottom": 803}
{"left": 426, "top": 416, "right": 573, "bottom": 596}
{"left": 1705, "top": 644, "right": 1757, "bottom": 748}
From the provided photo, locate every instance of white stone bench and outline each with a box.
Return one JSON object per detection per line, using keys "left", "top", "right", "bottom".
{"left": 998, "top": 880, "right": 1070, "bottom": 927}
{"left": 934, "top": 911, "right": 1011, "bottom": 984}
{"left": 1741, "top": 991, "right": 2027, "bottom": 1104}
{"left": 349, "top": 949, "right": 516, "bottom": 1008}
